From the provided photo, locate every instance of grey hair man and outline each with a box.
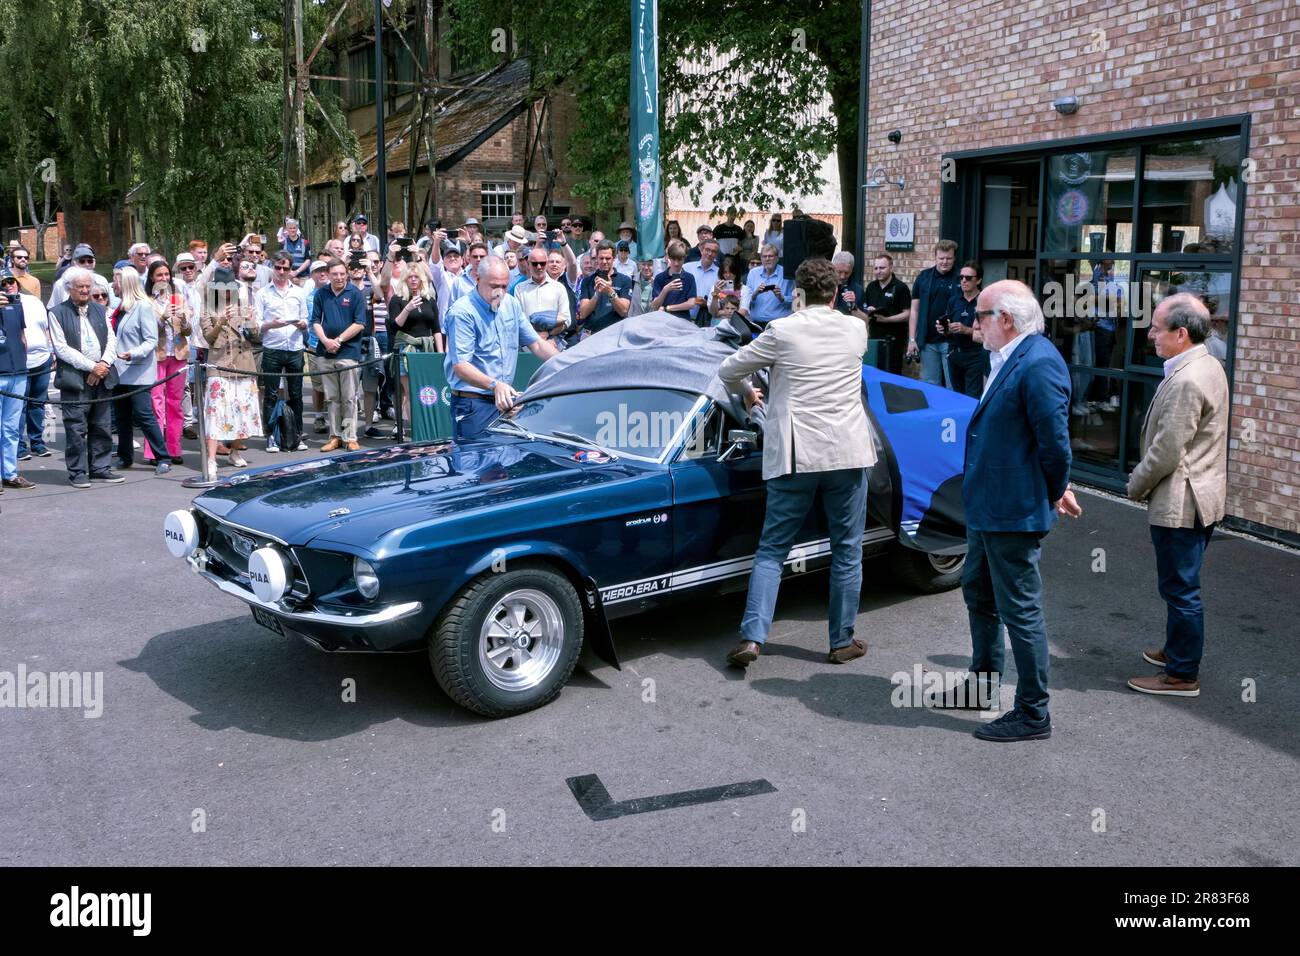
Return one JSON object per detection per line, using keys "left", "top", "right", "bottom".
{"left": 1124, "top": 293, "right": 1228, "bottom": 698}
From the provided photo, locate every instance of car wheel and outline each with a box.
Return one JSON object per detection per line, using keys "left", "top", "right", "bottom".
{"left": 430, "top": 565, "right": 584, "bottom": 717}
{"left": 891, "top": 545, "right": 965, "bottom": 594}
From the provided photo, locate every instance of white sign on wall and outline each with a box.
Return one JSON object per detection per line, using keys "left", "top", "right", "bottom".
{"left": 885, "top": 212, "right": 915, "bottom": 251}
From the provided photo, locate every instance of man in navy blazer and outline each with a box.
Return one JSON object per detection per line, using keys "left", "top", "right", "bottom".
{"left": 956, "top": 280, "right": 1080, "bottom": 741}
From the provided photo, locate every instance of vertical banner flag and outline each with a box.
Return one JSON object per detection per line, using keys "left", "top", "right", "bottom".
{"left": 631, "top": 0, "right": 665, "bottom": 260}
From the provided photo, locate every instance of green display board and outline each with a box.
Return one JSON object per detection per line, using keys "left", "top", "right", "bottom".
{"left": 405, "top": 352, "right": 544, "bottom": 442}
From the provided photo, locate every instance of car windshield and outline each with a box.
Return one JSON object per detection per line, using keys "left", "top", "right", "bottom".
{"left": 496, "top": 388, "right": 702, "bottom": 461}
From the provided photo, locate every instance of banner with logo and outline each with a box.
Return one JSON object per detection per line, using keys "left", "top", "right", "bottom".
{"left": 630, "top": 0, "right": 665, "bottom": 261}
{"left": 406, "top": 353, "right": 544, "bottom": 442}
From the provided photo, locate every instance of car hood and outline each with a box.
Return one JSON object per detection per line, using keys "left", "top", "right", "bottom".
{"left": 194, "top": 437, "right": 647, "bottom": 548}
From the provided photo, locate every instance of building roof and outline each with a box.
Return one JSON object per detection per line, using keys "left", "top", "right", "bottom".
{"left": 305, "top": 58, "right": 533, "bottom": 188}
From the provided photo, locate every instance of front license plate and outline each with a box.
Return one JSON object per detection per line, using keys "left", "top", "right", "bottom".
{"left": 251, "top": 605, "right": 285, "bottom": 636}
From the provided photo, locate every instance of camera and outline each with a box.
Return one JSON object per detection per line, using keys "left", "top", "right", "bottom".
{"left": 446, "top": 228, "right": 460, "bottom": 241}
{"left": 904, "top": 351, "right": 920, "bottom": 365}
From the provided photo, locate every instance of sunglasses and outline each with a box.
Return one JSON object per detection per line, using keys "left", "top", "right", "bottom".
{"left": 178, "top": 263, "right": 196, "bottom": 270}
{"left": 974, "top": 309, "right": 998, "bottom": 319}
{"left": 960, "top": 274, "right": 978, "bottom": 280}
{"left": 529, "top": 260, "right": 546, "bottom": 267}
{"left": 76, "top": 258, "right": 95, "bottom": 264}
{"left": 273, "top": 265, "right": 292, "bottom": 272}
{"left": 90, "top": 292, "right": 109, "bottom": 300}
{"left": 12, "top": 255, "right": 28, "bottom": 260}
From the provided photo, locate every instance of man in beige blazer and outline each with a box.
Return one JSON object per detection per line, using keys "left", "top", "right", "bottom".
{"left": 717, "top": 257, "right": 877, "bottom": 667}
{"left": 1126, "top": 293, "right": 1228, "bottom": 698}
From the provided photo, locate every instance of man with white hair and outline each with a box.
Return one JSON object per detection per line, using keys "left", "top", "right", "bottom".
{"left": 1125, "top": 293, "right": 1228, "bottom": 698}
{"left": 951, "top": 279, "right": 1078, "bottom": 742}
{"left": 127, "top": 242, "right": 151, "bottom": 281}
{"left": 444, "top": 256, "right": 558, "bottom": 439}
{"left": 830, "top": 251, "right": 871, "bottom": 324}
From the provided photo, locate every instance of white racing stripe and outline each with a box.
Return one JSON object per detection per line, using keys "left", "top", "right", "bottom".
{"left": 600, "top": 529, "right": 893, "bottom": 605}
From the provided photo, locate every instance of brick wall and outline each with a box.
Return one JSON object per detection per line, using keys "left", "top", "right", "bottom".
{"left": 864, "top": 0, "right": 1300, "bottom": 537}
{"left": 15, "top": 211, "right": 113, "bottom": 262}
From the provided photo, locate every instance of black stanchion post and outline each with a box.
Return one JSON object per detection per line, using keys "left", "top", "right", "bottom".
{"left": 393, "top": 352, "right": 404, "bottom": 443}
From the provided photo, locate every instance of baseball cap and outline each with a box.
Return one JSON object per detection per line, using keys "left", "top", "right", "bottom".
{"left": 0, "top": 267, "right": 15, "bottom": 281}
{"left": 696, "top": 224, "right": 713, "bottom": 234}
{"left": 113, "top": 259, "right": 131, "bottom": 271}
{"left": 353, "top": 214, "right": 368, "bottom": 224}
{"left": 616, "top": 240, "right": 631, "bottom": 252}
{"left": 310, "top": 260, "right": 328, "bottom": 273}
{"left": 73, "top": 243, "right": 96, "bottom": 260}
{"left": 441, "top": 240, "right": 464, "bottom": 256}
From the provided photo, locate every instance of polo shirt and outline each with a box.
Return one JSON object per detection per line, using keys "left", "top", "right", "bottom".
{"left": 652, "top": 268, "right": 697, "bottom": 314}
{"left": 444, "top": 289, "right": 539, "bottom": 394}
{"left": 310, "top": 282, "right": 367, "bottom": 360}
{"left": 743, "top": 264, "right": 794, "bottom": 325}
{"left": 578, "top": 270, "right": 634, "bottom": 334}
{"left": 943, "top": 291, "right": 983, "bottom": 351}
{"left": 0, "top": 297, "right": 26, "bottom": 374}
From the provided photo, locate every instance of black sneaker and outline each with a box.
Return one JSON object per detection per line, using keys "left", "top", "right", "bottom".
{"left": 362, "top": 425, "right": 385, "bottom": 439}
{"left": 16, "top": 450, "right": 32, "bottom": 461}
{"left": 69, "top": 476, "right": 92, "bottom": 489}
{"left": 33, "top": 449, "right": 53, "bottom": 458}
{"left": 114, "top": 458, "right": 133, "bottom": 470}
{"left": 972, "top": 708, "right": 1051, "bottom": 742}
{"left": 89, "top": 471, "right": 126, "bottom": 483}
{"left": 313, "top": 419, "right": 328, "bottom": 434}
{"left": 926, "top": 672, "right": 1000, "bottom": 710}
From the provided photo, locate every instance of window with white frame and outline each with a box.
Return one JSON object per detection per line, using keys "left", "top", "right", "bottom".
{"left": 481, "top": 182, "right": 516, "bottom": 220}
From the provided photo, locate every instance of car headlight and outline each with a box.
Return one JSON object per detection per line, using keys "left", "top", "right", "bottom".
{"left": 353, "top": 556, "right": 380, "bottom": 600}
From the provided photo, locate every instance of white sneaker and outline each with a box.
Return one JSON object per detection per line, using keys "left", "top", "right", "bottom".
{"left": 1071, "top": 404, "right": 1089, "bottom": 416}
{"left": 1105, "top": 395, "right": 1121, "bottom": 410}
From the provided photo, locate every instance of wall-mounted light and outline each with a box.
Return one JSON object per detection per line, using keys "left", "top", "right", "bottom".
{"left": 864, "top": 166, "right": 905, "bottom": 191}
{"left": 1052, "top": 96, "right": 1080, "bottom": 115}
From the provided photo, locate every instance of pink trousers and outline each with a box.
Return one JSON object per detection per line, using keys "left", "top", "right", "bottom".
{"left": 147, "top": 356, "right": 188, "bottom": 459}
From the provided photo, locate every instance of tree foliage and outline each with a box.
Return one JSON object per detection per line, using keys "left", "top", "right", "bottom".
{"left": 0, "top": 0, "right": 351, "bottom": 256}
{"left": 442, "top": 0, "right": 863, "bottom": 232}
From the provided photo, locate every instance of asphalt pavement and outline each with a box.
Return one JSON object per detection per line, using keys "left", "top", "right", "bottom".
{"left": 2, "top": 426, "right": 1297, "bottom": 866}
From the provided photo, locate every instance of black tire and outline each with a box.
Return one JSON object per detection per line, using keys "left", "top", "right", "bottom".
{"left": 891, "top": 545, "right": 965, "bottom": 594}
{"left": 430, "top": 564, "right": 584, "bottom": 717}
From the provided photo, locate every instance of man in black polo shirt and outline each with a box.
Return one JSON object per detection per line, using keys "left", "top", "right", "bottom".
{"left": 577, "top": 241, "right": 633, "bottom": 336}
{"left": 863, "top": 252, "right": 912, "bottom": 375}
{"left": 906, "top": 239, "right": 960, "bottom": 386}
{"left": 942, "top": 261, "right": 989, "bottom": 398}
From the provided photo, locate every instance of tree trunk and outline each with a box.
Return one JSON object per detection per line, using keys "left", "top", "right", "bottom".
{"left": 57, "top": 173, "right": 83, "bottom": 259}
{"left": 829, "top": 81, "right": 860, "bottom": 266}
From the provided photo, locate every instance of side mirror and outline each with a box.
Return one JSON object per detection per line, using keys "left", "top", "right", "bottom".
{"left": 718, "top": 429, "right": 758, "bottom": 463}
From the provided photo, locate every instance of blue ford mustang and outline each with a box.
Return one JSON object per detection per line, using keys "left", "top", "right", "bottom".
{"left": 164, "top": 315, "right": 975, "bottom": 717}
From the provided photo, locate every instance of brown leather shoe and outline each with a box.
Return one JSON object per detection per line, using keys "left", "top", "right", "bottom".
{"left": 320, "top": 438, "right": 342, "bottom": 452}
{"left": 1142, "top": 647, "right": 1168, "bottom": 668}
{"left": 827, "top": 638, "right": 867, "bottom": 664}
{"left": 726, "top": 640, "right": 761, "bottom": 667}
{"left": 1128, "top": 672, "right": 1200, "bottom": 697}
{"left": 345, "top": 441, "right": 361, "bottom": 451}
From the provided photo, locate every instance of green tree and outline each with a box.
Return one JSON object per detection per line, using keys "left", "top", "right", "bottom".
{"left": 441, "top": 0, "right": 865, "bottom": 240}
{"left": 0, "top": 0, "right": 351, "bottom": 257}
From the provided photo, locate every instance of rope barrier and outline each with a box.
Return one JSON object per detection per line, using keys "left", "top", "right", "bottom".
{"left": 0, "top": 351, "right": 400, "bottom": 404}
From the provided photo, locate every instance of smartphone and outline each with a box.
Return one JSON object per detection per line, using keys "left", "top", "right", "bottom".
{"left": 446, "top": 228, "right": 461, "bottom": 240}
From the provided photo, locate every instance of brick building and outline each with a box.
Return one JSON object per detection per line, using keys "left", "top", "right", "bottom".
{"left": 860, "top": 0, "right": 1299, "bottom": 544}
{"left": 303, "top": 57, "right": 587, "bottom": 244}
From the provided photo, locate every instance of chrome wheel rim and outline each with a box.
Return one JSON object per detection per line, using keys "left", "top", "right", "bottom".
{"left": 478, "top": 589, "right": 565, "bottom": 692}
{"left": 928, "top": 553, "right": 965, "bottom": 574}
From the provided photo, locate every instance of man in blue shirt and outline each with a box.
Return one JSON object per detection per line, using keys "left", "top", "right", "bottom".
{"left": 577, "top": 241, "right": 633, "bottom": 336}
{"left": 310, "top": 257, "right": 367, "bottom": 451}
{"left": 741, "top": 243, "right": 794, "bottom": 326}
{"left": 651, "top": 240, "right": 698, "bottom": 319}
{"left": 446, "top": 256, "right": 558, "bottom": 439}
{"left": 281, "top": 217, "right": 312, "bottom": 278}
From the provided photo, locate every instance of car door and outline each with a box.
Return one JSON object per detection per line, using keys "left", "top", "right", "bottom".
{"left": 668, "top": 403, "right": 769, "bottom": 597}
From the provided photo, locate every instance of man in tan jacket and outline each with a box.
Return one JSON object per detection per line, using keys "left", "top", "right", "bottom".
{"left": 1126, "top": 293, "right": 1228, "bottom": 698}
{"left": 718, "top": 257, "right": 877, "bottom": 667}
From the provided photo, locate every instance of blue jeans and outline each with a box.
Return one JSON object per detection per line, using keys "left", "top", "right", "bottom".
{"left": 962, "top": 528, "right": 1050, "bottom": 721}
{"left": 451, "top": 394, "right": 499, "bottom": 440}
{"left": 920, "top": 341, "right": 951, "bottom": 388}
{"left": 0, "top": 372, "right": 26, "bottom": 480}
{"left": 17, "top": 359, "right": 51, "bottom": 455}
{"left": 740, "top": 467, "right": 869, "bottom": 650}
{"left": 1151, "top": 518, "right": 1215, "bottom": 680}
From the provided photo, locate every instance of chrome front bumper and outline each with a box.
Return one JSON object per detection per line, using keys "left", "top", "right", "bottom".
{"left": 188, "top": 549, "right": 422, "bottom": 628}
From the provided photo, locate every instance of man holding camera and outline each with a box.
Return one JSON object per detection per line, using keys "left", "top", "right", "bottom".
{"left": 863, "top": 252, "right": 911, "bottom": 374}
{"left": 906, "top": 239, "right": 961, "bottom": 386}
{"left": 741, "top": 244, "right": 795, "bottom": 326}
{"left": 718, "top": 258, "right": 876, "bottom": 668}
{"left": 577, "top": 241, "right": 633, "bottom": 336}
